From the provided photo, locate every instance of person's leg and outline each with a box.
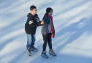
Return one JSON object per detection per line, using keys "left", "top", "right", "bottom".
{"left": 27, "top": 34, "right": 32, "bottom": 49}
{"left": 42, "top": 34, "right": 48, "bottom": 52}
{"left": 41, "top": 34, "right": 49, "bottom": 58}
{"left": 47, "top": 33, "right": 52, "bottom": 50}
{"left": 30, "top": 34, "right": 38, "bottom": 52}
{"left": 27, "top": 34, "right": 38, "bottom": 52}
{"left": 26, "top": 34, "right": 32, "bottom": 55}
{"left": 30, "top": 34, "right": 35, "bottom": 48}
{"left": 47, "top": 33, "right": 57, "bottom": 56}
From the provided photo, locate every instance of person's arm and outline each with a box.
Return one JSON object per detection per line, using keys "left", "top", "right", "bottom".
{"left": 52, "top": 20, "right": 55, "bottom": 37}
{"left": 36, "top": 14, "right": 44, "bottom": 26}
{"left": 53, "top": 25, "right": 55, "bottom": 36}
{"left": 27, "top": 14, "right": 33, "bottom": 25}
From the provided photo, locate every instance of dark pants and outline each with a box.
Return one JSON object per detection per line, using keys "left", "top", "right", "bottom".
{"left": 26, "top": 34, "right": 35, "bottom": 49}
{"left": 42, "top": 33, "right": 52, "bottom": 51}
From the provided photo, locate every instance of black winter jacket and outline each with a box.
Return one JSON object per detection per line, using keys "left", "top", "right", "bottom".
{"left": 25, "top": 13, "right": 41, "bottom": 34}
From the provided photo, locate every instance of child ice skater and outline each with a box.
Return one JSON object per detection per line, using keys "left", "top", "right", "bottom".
{"left": 25, "top": 5, "right": 44, "bottom": 56}
{"left": 41, "top": 7, "right": 56, "bottom": 58}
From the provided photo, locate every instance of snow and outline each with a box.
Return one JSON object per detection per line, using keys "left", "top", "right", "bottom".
{"left": 0, "top": 0, "right": 92, "bottom": 63}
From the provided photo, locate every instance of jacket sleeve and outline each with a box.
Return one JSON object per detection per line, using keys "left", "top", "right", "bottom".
{"left": 26, "top": 14, "right": 33, "bottom": 26}
{"left": 35, "top": 14, "right": 43, "bottom": 26}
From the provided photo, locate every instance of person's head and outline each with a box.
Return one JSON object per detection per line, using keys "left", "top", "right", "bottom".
{"left": 30, "top": 5, "right": 37, "bottom": 15}
{"left": 46, "top": 7, "right": 53, "bottom": 15}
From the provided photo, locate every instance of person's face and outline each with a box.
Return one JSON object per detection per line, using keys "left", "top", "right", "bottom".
{"left": 49, "top": 11, "right": 53, "bottom": 15}
{"left": 31, "top": 9, "right": 37, "bottom": 15}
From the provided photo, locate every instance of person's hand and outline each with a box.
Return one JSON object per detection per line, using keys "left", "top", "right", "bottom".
{"left": 53, "top": 30, "right": 55, "bottom": 37}
{"left": 41, "top": 21, "right": 44, "bottom": 24}
{"left": 29, "top": 20, "right": 33, "bottom": 24}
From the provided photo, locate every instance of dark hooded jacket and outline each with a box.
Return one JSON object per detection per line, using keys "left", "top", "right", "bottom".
{"left": 25, "top": 13, "right": 41, "bottom": 34}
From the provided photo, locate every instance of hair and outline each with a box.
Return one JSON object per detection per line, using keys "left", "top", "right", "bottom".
{"left": 43, "top": 7, "right": 53, "bottom": 19}
{"left": 46, "top": 7, "right": 53, "bottom": 14}
{"left": 30, "top": 5, "right": 37, "bottom": 10}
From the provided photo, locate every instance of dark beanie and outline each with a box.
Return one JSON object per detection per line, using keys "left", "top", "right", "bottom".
{"left": 30, "top": 5, "right": 36, "bottom": 10}
{"left": 46, "top": 7, "right": 53, "bottom": 13}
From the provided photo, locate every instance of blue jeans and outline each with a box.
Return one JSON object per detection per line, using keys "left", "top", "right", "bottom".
{"left": 27, "top": 34, "right": 35, "bottom": 49}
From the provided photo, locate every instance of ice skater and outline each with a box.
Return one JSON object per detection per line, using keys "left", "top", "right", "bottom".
{"left": 25, "top": 5, "right": 44, "bottom": 56}
{"left": 41, "top": 7, "right": 56, "bottom": 58}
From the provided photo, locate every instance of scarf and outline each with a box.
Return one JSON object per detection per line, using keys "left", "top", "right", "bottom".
{"left": 48, "top": 14, "right": 55, "bottom": 38}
